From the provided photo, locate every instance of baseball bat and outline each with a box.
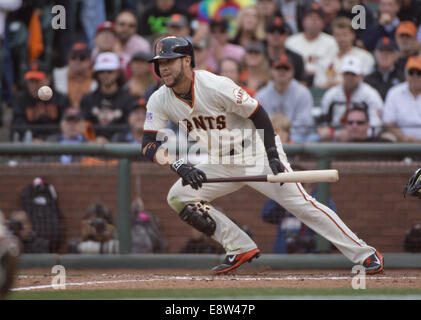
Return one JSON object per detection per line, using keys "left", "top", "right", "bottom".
{"left": 202, "top": 169, "right": 339, "bottom": 184}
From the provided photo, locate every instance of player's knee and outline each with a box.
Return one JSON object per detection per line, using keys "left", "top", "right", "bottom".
{"left": 167, "top": 193, "right": 184, "bottom": 213}
{"left": 178, "top": 202, "right": 216, "bottom": 237}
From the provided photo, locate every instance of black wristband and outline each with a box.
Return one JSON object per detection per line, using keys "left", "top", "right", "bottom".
{"left": 170, "top": 158, "right": 185, "bottom": 172}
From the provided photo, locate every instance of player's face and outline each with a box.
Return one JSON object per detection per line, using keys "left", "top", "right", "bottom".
{"left": 158, "top": 58, "right": 185, "bottom": 87}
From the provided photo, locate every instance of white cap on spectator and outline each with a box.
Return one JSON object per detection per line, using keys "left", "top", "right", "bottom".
{"left": 341, "top": 56, "right": 362, "bottom": 75}
{"left": 93, "top": 52, "right": 121, "bottom": 72}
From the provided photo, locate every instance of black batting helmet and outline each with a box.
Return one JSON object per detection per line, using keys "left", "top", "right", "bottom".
{"left": 149, "top": 36, "right": 195, "bottom": 77}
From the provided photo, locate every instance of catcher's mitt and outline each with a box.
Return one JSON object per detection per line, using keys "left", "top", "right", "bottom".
{"left": 403, "top": 168, "right": 421, "bottom": 198}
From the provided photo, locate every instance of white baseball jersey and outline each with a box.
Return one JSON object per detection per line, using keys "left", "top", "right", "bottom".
{"left": 144, "top": 70, "right": 266, "bottom": 163}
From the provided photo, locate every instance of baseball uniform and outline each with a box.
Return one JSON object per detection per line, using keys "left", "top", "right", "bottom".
{"left": 145, "top": 69, "right": 377, "bottom": 264}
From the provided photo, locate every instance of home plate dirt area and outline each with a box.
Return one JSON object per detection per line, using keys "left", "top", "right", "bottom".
{"left": 13, "top": 268, "right": 421, "bottom": 291}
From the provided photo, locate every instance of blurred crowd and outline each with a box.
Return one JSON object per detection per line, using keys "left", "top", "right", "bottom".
{"left": 0, "top": 0, "right": 421, "bottom": 149}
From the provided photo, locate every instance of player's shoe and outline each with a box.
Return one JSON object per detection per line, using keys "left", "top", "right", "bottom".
{"left": 363, "top": 250, "right": 384, "bottom": 275}
{"left": 212, "top": 248, "right": 260, "bottom": 275}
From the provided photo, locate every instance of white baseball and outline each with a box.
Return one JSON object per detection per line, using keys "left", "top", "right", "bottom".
{"left": 38, "top": 86, "right": 53, "bottom": 101}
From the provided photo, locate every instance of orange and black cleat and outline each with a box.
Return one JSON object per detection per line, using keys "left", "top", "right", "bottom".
{"left": 212, "top": 248, "right": 260, "bottom": 275}
{"left": 363, "top": 250, "right": 384, "bottom": 275}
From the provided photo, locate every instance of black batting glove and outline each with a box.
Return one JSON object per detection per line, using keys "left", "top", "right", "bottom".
{"left": 269, "top": 157, "right": 284, "bottom": 175}
{"left": 171, "top": 159, "right": 207, "bottom": 190}
{"left": 267, "top": 147, "right": 285, "bottom": 186}
{"left": 266, "top": 147, "right": 284, "bottom": 174}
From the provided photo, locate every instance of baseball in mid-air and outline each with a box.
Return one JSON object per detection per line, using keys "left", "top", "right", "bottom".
{"left": 38, "top": 86, "right": 53, "bottom": 101}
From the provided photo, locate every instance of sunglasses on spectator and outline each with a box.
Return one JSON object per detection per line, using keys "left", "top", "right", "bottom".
{"left": 346, "top": 120, "right": 367, "bottom": 125}
{"left": 117, "top": 21, "right": 136, "bottom": 28}
{"left": 408, "top": 69, "right": 421, "bottom": 76}
{"left": 70, "top": 54, "right": 89, "bottom": 61}
{"left": 274, "top": 65, "right": 291, "bottom": 71}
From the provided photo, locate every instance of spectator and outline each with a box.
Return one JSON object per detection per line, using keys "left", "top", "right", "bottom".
{"left": 0, "top": 1, "right": 21, "bottom": 39}
{"left": 194, "top": 0, "right": 255, "bottom": 40}
{"left": 337, "top": 107, "right": 392, "bottom": 142}
{"left": 239, "top": 42, "right": 270, "bottom": 94}
{"left": 115, "top": 10, "right": 151, "bottom": 60}
{"left": 93, "top": 21, "right": 131, "bottom": 71}
{"left": 111, "top": 99, "right": 149, "bottom": 151}
{"left": 230, "top": 5, "right": 266, "bottom": 47}
{"left": 6, "top": 210, "right": 49, "bottom": 253}
{"left": 219, "top": 57, "right": 256, "bottom": 97}
{"left": 337, "top": 0, "right": 376, "bottom": 46}
{"left": 125, "top": 51, "right": 158, "bottom": 98}
{"left": 19, "top": 177, "right": 65, "bottom": 253}
{"left": 313, "top": 17, "right": 375, "bottom": 89}
{"left": 277, "top": 0, "right": 313, "bottom": 34}
{"left": 256, "top": 0, "right": 278, "bottom": 28}
{"left": 93, "top": 21, "right": 121, "bottom": 55}
{"left": 80, "top": 52, "right": 137, "bottom": 143}
{"left": 75, "top": 202, "right": 119, "bottom": 254}
{"left": 382, "top": 56, "right": 421, "bottom": 142}
{"left": 319, "top": 0, "right": 342, "bottom": 34}
{"left": 270, "top": 112, "right": 292, "bottom": 143}
{"left": 395, "top": 21, "right": 420, "bottom": 76}
{"left": 192, "top": 37, "right": 212, "bottom": 71}
{"left": 317, "top": 56, "right": 384, "bottom": 142}
{"left": 404, "top": 223, "right": 421, "bottom": 253}
{"left": 264, "top": 16, "right": 306, "bottom": 82}
{"left": 53, "top": 43, "right": 98, "bottom": 109}
{"left": 364, "top": 37, "right": 404, "bottom": 101}
{"left": 361, "top": 0, "right": 401, "bottom": 52}
{"left": 285, "top": 3, "right": 338, "bottom": 86}
{"left": 397, "top": 0, "right": 421, "bottom": 26}
{"left": 78, "top": 0, "right": 107, "bottom": 51}
{"left": 206, "top": 18, "right": 246, "bottom": 73}
{"left": 11, "top": 61, "right": 70, "bottom": 142}
{"left": 255, "top": 54, "right": 320, "bottom": 143}
{"left": 138, "top": 0, "right": 190, "bottom": 38}
{"left": 46, "top": 108, "right": 87, "bottom": 164}
{"left": 131, "top": 198, "right": 167, "bottom": 253}
{"left": 261, "top": 166, "right": 338, "bottom": 254}
{"left": 0, "top": 0, "right": 22, "bottom": 105}
{"left": 166, "top": 14, "right": 191, "bottom": 39}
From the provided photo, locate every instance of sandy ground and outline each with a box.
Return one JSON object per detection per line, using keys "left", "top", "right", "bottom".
{"left": 12, "top": 268, "right": 421, "bottom": 292}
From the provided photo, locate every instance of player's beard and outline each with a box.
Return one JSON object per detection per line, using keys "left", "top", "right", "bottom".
{"left": 164, "top": 63, "right": 185, "bottom": 88}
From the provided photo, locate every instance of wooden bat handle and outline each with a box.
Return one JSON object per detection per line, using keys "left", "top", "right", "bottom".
{"left": 181, "top": 175, "right": 267, "bottom": 186}
{"left": 205, "top": 175, "right": 268, "bottom": 183}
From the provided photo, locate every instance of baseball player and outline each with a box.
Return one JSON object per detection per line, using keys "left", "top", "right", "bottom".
{"left": 142, "top": 36, "right": 384, "bottom": 275}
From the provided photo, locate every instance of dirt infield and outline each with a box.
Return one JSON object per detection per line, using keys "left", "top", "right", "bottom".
{"left": 13, "top": 268, "right": 421, "bottom": 292}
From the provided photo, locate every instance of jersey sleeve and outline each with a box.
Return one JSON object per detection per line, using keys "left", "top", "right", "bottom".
{"left": 215, "top": 77, "right": 260, "bottom": 118}
{"left": 143, "top": 92, "right": 169, "bottom": 133}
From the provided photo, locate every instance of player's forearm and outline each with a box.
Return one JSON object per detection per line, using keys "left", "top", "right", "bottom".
{"left": 141, "top": 143, "right": 175, "bottom": 168}
{"left": 249, "top": 105, "right": 279, "bottom": 159}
